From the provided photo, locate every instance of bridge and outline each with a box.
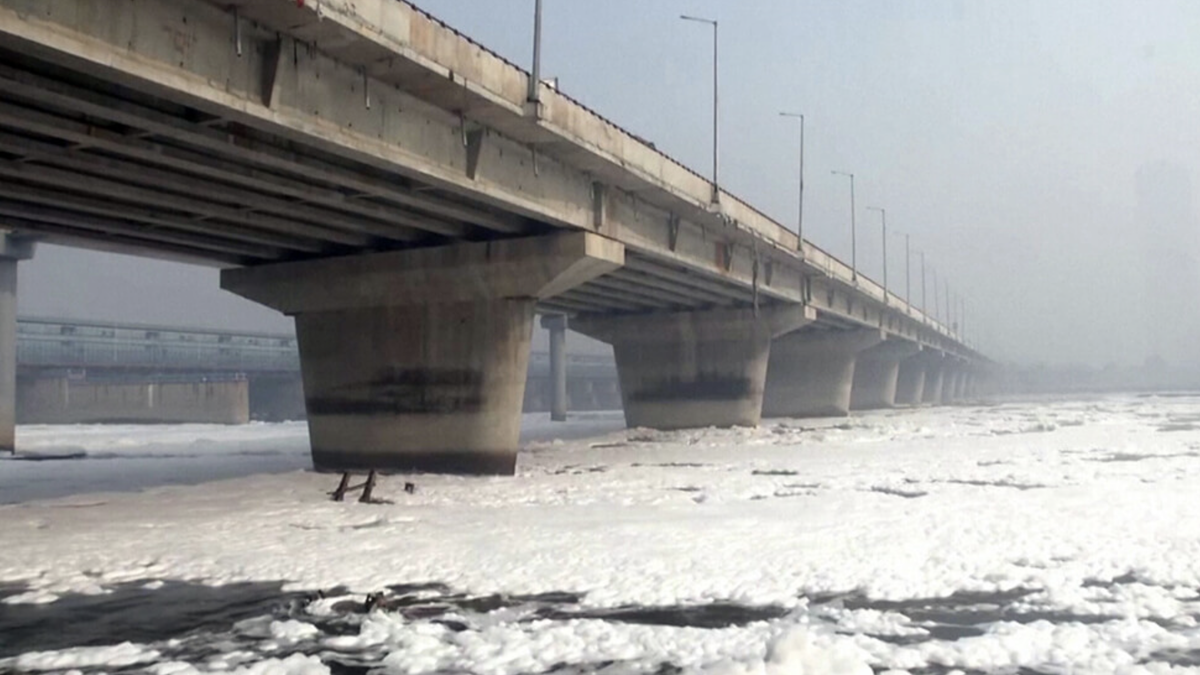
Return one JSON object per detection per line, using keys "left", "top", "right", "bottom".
{"left": 0, "top": 0, "right": 986, "bottom": 473}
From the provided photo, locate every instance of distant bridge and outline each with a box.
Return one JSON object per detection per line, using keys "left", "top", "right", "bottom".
{"left": 14, "top": 317, "right": 620, "bottom": 420}
{"left": 17, "top": 316, "right": 299, "bottom": 374}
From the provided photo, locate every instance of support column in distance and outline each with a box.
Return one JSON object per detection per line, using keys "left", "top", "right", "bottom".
{"left": 574, "top": 305, "right": 815, "bottom": 430}
{"left": 762, "top": 328, "right": 885, "bottom": 418}
{"left": 894, "top": 350, "right": 927, "bottom": 406}
{"left": 0, "top": 235, "right": 34, "bottom": 454}
{"left": 922, "top": 352, "right": 947, "bottom": 405}
{"left": 540, "top": 314, "right": 568, "bottom": 422}
{"left": 849, "top": 338, "right": 922, "bottom": 410}
{"left": 223, "top": 233, "right": 623, "bottom": 475}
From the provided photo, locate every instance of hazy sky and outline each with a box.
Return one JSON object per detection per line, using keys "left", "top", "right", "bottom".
{"left": 18, "top": 0, "right": 1200, "bottom": 367}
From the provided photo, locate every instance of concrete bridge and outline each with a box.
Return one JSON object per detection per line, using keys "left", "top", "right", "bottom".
{"left": 0, "top": 0, "right": 986, "bottom": 472}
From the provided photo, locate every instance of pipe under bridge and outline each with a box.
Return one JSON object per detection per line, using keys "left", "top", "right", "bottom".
{"left": 0, "top": 0, "right": 989, "bottom": 471}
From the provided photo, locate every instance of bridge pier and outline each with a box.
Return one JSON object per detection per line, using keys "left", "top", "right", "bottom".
{"left": 0, "top": 236, "right": 33, "bottom": 453}
{"left": 762, "top": 328, "right": 884, "bottom": 418}
{"left": 922, "top": 353, "right": 947, "bottom": 405}
{"left": 850, "top": 339, "right": 922, "bottom": 410}
{"left": 541, "top": 314, "right": 569, "bottom": 422}
{"left": 894, "top": 352, "right": 927, "bottom": 406}
{"left": 943, "top": 364, "right": 964, "bottom": 404}
{"left": 574, "top": 306, "right": 814, "bottom": 430}
{"left": 223, "top": 233, "right": 622, "bottom": 475}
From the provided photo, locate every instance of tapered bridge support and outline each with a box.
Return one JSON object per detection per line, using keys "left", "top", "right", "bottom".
{"left": 0, "top": 235, "right": 34, "bottom": 454}
{"left": 574, "top": 305, "right": 815, "bottom": 430}
{"left": 850, "top": 338, "right": 922, "bottom": 410}
{"left": 223, "top": 233, "right": 623, "bottom": 475}
{"left": 922, "top": 352, "right": 947, "bottom": 405}
{"left": 942, "top": 363, "right": 964, "bottom": 404}
{"left": 762, "top": 328, "right": 885, "bottom": 418}
{"left": 894, "top": 351, "right": 927, "bottom": 406}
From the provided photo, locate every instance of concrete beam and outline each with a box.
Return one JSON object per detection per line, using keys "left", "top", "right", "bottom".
{"left": 762, "top": 328, "right": 885, "bottom": 418}
{"left": 574, "top": 305, "right": 815, "bottom": 430}
{"left": 223, "top": 232, "right": 624, "bottom": 314}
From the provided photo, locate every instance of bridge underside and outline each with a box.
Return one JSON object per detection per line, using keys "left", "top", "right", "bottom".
{"left": 0, "top": 0, "right": 987, "bottom": 472}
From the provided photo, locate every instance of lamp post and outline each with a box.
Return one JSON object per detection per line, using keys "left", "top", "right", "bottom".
{"left": 681, "top": 14, "right": 719, "bottom": 203}
{"left": 919, "top": 250, "right": 927, "bottom": 317}
{"left": 528, "top": 0, "right": 543, "bottom": 105}
{"left": 779, "top": 112, "right": 805, "bottom": 250}
{"left": 932, "top": 265, "right": 939, "bottom": 322}
{"left": 896, "top": 230, "right": 912, "bottom": 309}
{"left": 831, "top": 170, "right": 857, "bottom": 280}
{"left": 866, "top": 206, "right": 887, "bottom": 301}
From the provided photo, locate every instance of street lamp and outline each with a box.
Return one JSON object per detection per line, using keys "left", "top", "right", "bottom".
{"left": 932, "top": 265, "right": 940, "bottom": 322}
{"left": 681, "top": 14, "right": 719, "bottom": 204}
{"left": 831, "top": 170, "right": 857, "bottom": 280}
{"left": 779, "top": 112, "right": 805, "bottom": 250}
{"left": 895, "top": 230, "right": 912, "bottom": 309}
{"left": 528, "top": 0, "right": 543, "bottom": 105}
{"left": 866, "top": 206, "right": 887, "bottom": 301}
{"left": 919, "top": 250, "right": 926, "bottom": 317}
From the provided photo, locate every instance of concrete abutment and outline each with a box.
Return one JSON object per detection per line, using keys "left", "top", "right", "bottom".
{"left": 222, "top": 233, "right": 623, "bottom": 475}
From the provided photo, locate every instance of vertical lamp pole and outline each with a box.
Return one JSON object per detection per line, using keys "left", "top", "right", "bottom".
{"left": 945, "top": 279, "right": 951, "bottom": 330}
{"left": 831, "top": 170, "right": 857, "bottom": 280}
{"left": 899, "top": 231, "right": 911, "bottom": 309}
{"left": 919, "top": 250, "right": 927, "bottom": 317}
{"left": 682, "top": 15, "right": 719, "bottom": 204}
{"left": 528, "top": 0, "right": 543, "bottom": 106}
{"left": 780, "top": 112, "right": 805, "bottom": 250}
{"left": 867, "top": 207, "right": 887, "bottom": 301}
{"left": 932, "top": 266, "right": 940, "bottom": 322}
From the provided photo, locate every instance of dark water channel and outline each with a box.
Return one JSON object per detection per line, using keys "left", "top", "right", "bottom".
{"left": 1, "top": 577, "right": 1196, "bottom": 674}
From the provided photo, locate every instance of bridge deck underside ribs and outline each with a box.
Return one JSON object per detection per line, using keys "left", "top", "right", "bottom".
{"left": 0, "top": 48, "right": 533, "bottom": 265}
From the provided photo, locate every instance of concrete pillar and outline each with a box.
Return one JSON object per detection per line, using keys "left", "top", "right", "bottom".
{"left": 850, "top": 338, "right": 922, "bottom": 410}
{"left": 894, "top": 352, "right": 926, "bottom": 406}
{"left": 223, "top": 233, "right": 622, "bottom": 475}
{"left": 762, "top": 328, "right": 884, "bottom": 418}
{"left": 942, "top": 367, "right": 961, "bottom": 404}
{"left": 541, "top": 314, "right": 568, "bottom": 422}
{"left": 0, "top": 235, "right": 34, "bottom": 454}
{"left": 922, "top": 354, "right": 946, "bottom": 405}
{"left": 574, "top": 306, "right": 814, "bottom": 430}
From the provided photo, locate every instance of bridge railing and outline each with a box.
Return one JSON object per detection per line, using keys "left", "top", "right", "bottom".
{"left": 16, "top": 317, "right": 300, "bottom": 373}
